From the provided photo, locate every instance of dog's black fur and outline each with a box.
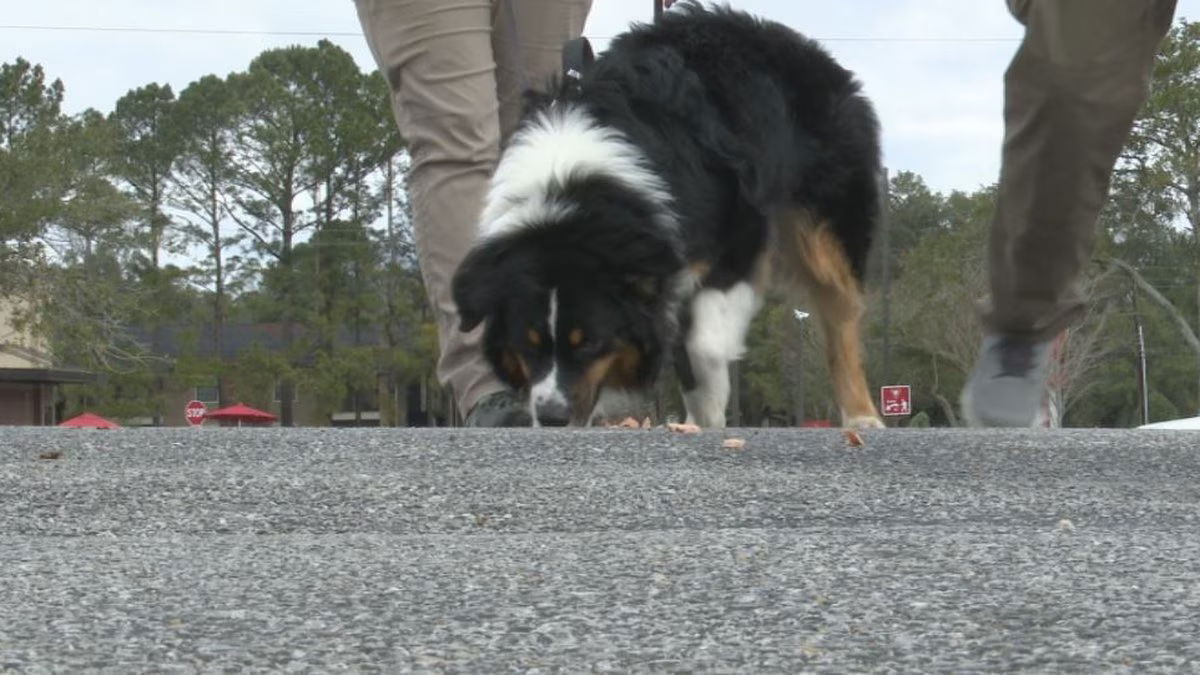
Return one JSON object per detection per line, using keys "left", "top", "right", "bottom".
{"left": 452, "top": 3, "right": 881, "bottom": 425}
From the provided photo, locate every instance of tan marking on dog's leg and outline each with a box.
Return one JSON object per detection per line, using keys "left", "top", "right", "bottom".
{"left": 772, "top": 210, "right": 883, "bottom": 429}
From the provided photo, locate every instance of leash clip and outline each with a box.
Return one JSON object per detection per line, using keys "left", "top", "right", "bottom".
{"left": 561, "top": 37, "right": 595, "bottom": 92}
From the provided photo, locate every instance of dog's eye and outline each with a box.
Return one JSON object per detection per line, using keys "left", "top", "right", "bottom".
{"left": 567, "top": 328, "right": 585, "bottom": 349}
{"left": 527, "top": 328, "right": 542, "bottom": 347}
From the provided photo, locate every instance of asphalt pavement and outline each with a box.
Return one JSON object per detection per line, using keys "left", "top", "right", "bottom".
{"left": 2, "top": 426, "right": 1199, "bottom": 672}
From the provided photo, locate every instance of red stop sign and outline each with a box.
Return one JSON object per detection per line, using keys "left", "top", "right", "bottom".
{"left": 185, "top": 400, "right": 207, "bottom": 426}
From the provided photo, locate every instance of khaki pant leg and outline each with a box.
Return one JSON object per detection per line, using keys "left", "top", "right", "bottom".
{"left": 986, "top": 0, "right": 1175, "bottom": 339}
{"left": 492, "top": 0, "right": 593, "bottom": 142}
{"left": 355, "top": 0, "right": 505, "bottom": 416}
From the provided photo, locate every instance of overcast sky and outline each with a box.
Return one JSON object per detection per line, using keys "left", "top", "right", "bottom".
{"left": 5, "top": 0, "right": 1199, "bottom": 195}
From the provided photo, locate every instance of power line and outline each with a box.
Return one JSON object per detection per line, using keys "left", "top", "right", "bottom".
{"left": 793, "top": 37, "right": 1018, "bottom": 43}
{"left": 0, "top": 23, "right": 1021, "bottom": 42}
{"left": 0, "top": 24, "right": 364, "bottom": 38}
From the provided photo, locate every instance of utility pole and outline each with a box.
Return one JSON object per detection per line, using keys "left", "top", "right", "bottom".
{"left": 878, "top": 167, "right": 892, "bottom": 388}
{"left": 653, "top": 0, "right": 664, "bottom": 21}
{"left": 1131, "top": 289, "right": 1150, "bottom": 425}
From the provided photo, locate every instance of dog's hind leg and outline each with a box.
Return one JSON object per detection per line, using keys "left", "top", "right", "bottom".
{"left": 678, "top": 281, "right": 760, "bottom": 428}
{"left": 773, "top": 209, "right": 884, "bottom": 429}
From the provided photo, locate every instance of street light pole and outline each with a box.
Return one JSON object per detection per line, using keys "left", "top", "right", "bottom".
{"left": 794, "top": 309, "right": 810, "bottom": 426}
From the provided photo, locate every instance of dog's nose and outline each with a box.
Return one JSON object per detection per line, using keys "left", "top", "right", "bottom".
{"left": 533, "top": 396, "right": 570, "bottom": 427}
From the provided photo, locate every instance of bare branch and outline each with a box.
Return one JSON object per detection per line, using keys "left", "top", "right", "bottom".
{"left": 1108, "top": 257, "right": 1200, "bottom": 356}
{"left": 222, "top": 197, "right": 279, "bottom": 260}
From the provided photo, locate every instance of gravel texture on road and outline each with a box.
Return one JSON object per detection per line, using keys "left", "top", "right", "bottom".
{"left": 2, "top": 426, "right": 1198, "bottom": 672}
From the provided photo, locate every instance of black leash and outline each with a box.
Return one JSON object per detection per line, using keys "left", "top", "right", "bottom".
{"left": 560, "top": 0, "right": 666, "bottom": 95}
{"left": 560, "top": 36, "right": 594, "bottom": 95}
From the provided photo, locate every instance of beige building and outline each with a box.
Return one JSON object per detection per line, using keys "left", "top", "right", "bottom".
{"left": 0, "top": 299, "right": 94, "bottom": 425}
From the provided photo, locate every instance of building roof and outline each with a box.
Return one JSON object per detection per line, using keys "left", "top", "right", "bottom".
{"left": 0, "top": 367, "right": 97, "bottom": 385}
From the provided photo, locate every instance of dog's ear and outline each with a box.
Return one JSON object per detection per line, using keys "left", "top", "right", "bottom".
{"left": 452, "top": 237, "right": 509, "bottom": 332}
{"left": 602, "top": 222, "right": 683, "bottom": 305}
{"left": 453, "top": 233, "right": 544, "bottom": 332}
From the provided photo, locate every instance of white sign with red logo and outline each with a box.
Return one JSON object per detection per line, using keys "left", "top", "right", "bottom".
{"left": 185, "top": 400, "right": 208, "bottom": 426}
{"left": 880, "top": 385, "right": 911, "bottom": 417}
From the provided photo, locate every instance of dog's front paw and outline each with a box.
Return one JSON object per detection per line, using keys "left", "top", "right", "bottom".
{"left": 844, "top": 415, "right": 884, "bottom": 430}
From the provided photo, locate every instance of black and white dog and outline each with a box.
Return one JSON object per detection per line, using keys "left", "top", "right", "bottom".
{"left": 452, "top": 3, "right": 884, "bottom": 428}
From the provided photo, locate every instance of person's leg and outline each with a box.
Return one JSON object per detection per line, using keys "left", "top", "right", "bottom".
{"left": 355, "top": 0, "right": 514, "bottom": 423}
{"left": 492, "top": 0, "right": 592, "bottom": 142}
{"left": 964, "top": 0, "right": 1176, "bottom": 427}
{"left": 987, "top": 0, "right": 1176, "bottom": 338}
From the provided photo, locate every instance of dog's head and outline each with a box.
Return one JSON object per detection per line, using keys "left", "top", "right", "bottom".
{"left": 452, "top": 198, "right": 683, "bottom": 425}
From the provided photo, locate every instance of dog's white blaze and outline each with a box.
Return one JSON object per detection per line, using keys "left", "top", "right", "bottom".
{"left": 530, "top": 289, "right": 566, "bottom": 426}
{"left": 478, "top": 104, "right": 673, "bottom": 238}
{"left": 530, "top": 364, "right": 567, "bottom": 424}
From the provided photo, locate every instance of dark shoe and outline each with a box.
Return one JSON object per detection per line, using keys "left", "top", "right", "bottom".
{"left": 464, "top": 390, "right": 532, "bottom": 427}
{"left": 961, "top": 334, "right": 1052, "bottom": 427}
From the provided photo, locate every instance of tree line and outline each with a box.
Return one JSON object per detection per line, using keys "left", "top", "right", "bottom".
{"left": 4, "top": 23, "right": 1200, "bottom": 427}
{"left": 2, "top": 40, "right": 436, "bottom": 425}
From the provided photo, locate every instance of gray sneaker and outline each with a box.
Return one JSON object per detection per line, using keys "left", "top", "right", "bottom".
{"left": 463, "top": 390, "right": 532, "bottom": 427}
{"left": 961, "top": 334, "right": 1052, "bottom": 427}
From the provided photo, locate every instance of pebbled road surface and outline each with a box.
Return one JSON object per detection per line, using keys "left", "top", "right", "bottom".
{"left": 2, "top": 426, "right": 1199, "bottom": 672}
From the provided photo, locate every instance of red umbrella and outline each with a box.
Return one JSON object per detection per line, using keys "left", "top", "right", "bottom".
{"left": 204, "top": 402, "right": 277, "bottom": 427}
{"left": 59, "top": 412, "right": 122, "bottom": 429}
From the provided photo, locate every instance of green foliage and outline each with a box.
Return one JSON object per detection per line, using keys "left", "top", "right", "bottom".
{"left": 302, "top": 347, "right": 378, "bottom": 421}
{"left": 17, "top": 20, "right": 1200, "bottom": 427}
{"left": 225, "top": 344, "right": 291, "bottom": 412}
{"left": 110, "top": 83, "right": 182, "bottom": 266}
{"left": 867, "top": 171, "right": 947, "bottom": 283}
{"left": 60, "top": 369, "right": 160, "bottom": 421}
{"left": 0, "top": 58, "right": 64, "bottom": 255}
{"left": 1148, "top": 389, "right": 1181, "bottom": 425}
{"left": 1105, "top": 17, "right": 1200, "bottom": 422}
{"left": 171, "top": 74, "right": 245, "bottom": 313}
{"left": 883, "top": 186, "right": 993, "bottom": 423}
{"left": 908, "top": 411, "right": 931, "bottom": 428}
{"left": 741, "top": 299, "right": 836, "bottom": 424}
{"left": 51, "top": 110, "right": 138, "bottom": 258}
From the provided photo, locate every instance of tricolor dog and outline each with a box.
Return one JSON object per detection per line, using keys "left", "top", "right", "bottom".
{"left": 452, "top": 3, "right": 884, "bottom": 428}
